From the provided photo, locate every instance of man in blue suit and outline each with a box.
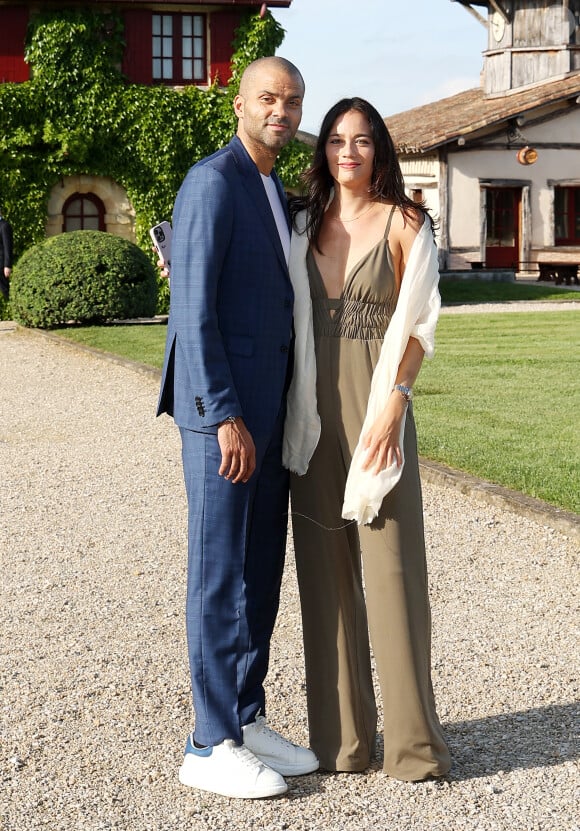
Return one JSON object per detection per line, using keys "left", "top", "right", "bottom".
{"left": 157, "top": 56, "right": 318, "bottom": 799}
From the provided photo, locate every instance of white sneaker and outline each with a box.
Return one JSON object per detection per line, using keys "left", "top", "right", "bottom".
{"left": 242, "top": 716, "right": 319, "bottom": 776}
{"left": 178, "top": 733, "right": 288, "bottom": 799}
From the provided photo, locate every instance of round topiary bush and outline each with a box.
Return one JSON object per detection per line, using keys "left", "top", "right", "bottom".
{"left": 11, "top": 231, "right": 158, "bottom": 328}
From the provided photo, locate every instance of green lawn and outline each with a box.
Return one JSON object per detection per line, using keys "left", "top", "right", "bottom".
{"left": 54, "top": 299, "right": 579, "bottom": 514}
{"left": 439, "top": 277, "right": 578, "bottom": 304}
{"left": 414, "top": 311, "right": 579, "bottom": 513}
{"left": 57, "top": 323, "right": 167, "bottom": 369}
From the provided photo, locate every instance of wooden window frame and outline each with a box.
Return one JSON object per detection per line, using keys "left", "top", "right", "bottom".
{"left": 554, "top": 185, "right": 580, "bottom": 245}
{"left": 62, "top": 193, "right": 106, "bottom": 233}
{"left": 152, "top": 13, "right": 207, "bottom": 85}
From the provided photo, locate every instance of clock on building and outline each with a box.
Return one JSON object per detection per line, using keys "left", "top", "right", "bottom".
{"left": 490, "top": 10, "right": 506, "bottom": 42}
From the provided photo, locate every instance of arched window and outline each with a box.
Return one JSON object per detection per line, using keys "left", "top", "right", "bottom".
{"left": 62, "top": 193, "right": 106, "bottom": 232}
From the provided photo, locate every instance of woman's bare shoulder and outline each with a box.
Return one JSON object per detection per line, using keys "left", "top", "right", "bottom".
{"left": 389, "top": 205, "right": 425, "bottom": 243}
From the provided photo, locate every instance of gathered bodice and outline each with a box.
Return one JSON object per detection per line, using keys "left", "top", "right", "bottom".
{"left": 306, "top": 207, "right": 399, "bottom": 340}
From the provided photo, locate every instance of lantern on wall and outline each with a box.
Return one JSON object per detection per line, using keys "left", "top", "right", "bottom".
{"left": 517, "top": 146, "right": 538, "bottom": 165}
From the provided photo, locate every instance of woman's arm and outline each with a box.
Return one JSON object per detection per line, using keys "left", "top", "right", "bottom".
{"left": 361, "top": 336, "right": 424, "bottom": 473}
{"left": 361, "top": 207, "right": 428, "bottom": 474}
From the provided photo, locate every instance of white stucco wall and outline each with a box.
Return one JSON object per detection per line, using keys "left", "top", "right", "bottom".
{"left": 446, "top": 107, "right": 580, "bottom": 267}
{"left": 399, "top": 155, "right": 440, "bottom": 233}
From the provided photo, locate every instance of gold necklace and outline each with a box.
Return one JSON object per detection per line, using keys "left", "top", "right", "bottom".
{"left": 334, "top": 202, "right": 375, "bottom": 223}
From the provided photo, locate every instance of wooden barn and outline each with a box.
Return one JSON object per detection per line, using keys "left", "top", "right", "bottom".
{"left": 387, "top": 0, "right": 580, "bottom": 283}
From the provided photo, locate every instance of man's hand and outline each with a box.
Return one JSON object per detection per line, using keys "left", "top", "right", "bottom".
{"left": 217, "top": 418, "right": 256, "bottom": 483}
{"left": 4, "top": 267, "right": 10, "bottom": 278}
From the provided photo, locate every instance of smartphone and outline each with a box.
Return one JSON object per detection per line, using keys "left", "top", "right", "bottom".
{"left": 149, "top": 221, "right": 172, "bottom": 274}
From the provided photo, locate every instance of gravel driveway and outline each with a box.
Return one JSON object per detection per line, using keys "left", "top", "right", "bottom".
{"left": 1, "top": 321, "right": 578, "bottom": 831}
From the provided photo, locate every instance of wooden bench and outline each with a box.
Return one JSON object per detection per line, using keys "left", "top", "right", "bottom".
{"left": 537, "top": 263, "right": 579, "bottom": 286}
{"left": 468, "top": 261, "right": 578, "bottom": 285}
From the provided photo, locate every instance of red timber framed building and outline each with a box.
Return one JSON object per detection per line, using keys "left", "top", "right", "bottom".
{"left": 0, "top": 1, "right": 291, "bottom": 87}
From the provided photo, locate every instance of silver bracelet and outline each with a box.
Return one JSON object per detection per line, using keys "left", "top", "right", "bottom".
{"left": 393, "top": 384, "right": 413, "bottom": 402}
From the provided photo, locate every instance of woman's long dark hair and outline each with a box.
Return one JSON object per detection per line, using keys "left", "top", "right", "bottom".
{"left": 290, "top": 97, "right": 433, "bottom": 250}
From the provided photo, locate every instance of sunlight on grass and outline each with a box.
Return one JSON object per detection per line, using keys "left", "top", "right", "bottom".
{"left": 55, "top": 308, "right": 579, "bottom": 513}
{"left": 57, "top": 323, "right": 168, "bottom": 369}
{"left": 439, "top": 278, "right": 578, "bottom": 304}
{"left": 415, "top": 312, "right": 579, "bottom": 513}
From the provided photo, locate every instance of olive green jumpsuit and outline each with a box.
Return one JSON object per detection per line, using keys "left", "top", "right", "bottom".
{"left": 290, "top": 210, "right": 450, "bottom": 781}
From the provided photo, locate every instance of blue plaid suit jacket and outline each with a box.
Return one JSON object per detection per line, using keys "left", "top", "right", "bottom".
{"left": 157, "top": 136, "right": 294, "bottom": 438}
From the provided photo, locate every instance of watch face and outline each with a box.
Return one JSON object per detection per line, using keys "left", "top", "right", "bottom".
{"left": 491, "top": 10, "right": 506, "bottom": 42}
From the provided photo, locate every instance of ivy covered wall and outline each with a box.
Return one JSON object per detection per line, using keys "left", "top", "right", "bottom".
{"left": 0, "top": 8, "right": 312, "bottom": 262}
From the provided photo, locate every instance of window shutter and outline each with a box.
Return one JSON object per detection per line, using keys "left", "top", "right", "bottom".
{"left": 209, "top": 11, "right": 242, "bottom": 86}
{"left": 122, "top": 10, "right": 153, "bottom": 85}
{"left": 0, "top": 7, "right": 30, "bottom": 82}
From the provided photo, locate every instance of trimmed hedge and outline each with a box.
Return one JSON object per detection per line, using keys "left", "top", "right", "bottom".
{"left": 11, "top": 231, "right": 157, "bottom": 328}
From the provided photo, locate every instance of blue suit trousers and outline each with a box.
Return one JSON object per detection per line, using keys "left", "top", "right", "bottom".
{"left": 179, "top": 406, "right": 289, "bottom": 747}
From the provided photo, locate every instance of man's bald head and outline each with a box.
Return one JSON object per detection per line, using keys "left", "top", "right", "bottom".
{"left": 239, "top": 57, "right": 305, "bottom": 99}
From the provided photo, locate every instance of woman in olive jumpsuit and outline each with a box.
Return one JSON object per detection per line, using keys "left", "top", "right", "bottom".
{"left": 289, "top": 98, "right": 450, "bottom": 782}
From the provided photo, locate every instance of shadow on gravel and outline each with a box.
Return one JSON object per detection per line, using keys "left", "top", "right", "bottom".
{"left": 341, "top": 702, "right": 579, "bottom": 784}
{"left": 287, "top": 702, "right": 578, "bottom": 790}
{"left": 441, "top": 702, "right": 579, "bottom": 780}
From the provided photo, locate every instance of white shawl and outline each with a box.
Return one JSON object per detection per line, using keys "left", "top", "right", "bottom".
{"left": 282, "top": 210, "right": 321, "bottom": 474}
{"left": 283, "top": 209, "right": 440, "bottom": 525}
{"left": 342, "top": 218, "right": 440, "bottom": 524}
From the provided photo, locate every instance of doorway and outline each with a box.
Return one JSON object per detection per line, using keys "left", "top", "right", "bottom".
{"left": 485, "top": 187, "right": 521, "bottom": 268}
